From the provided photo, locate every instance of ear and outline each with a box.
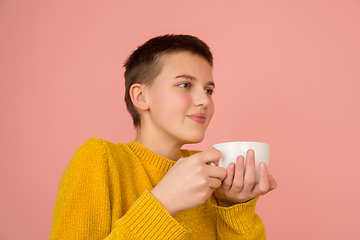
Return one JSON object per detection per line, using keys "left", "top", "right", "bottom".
{"left": 129, "top": 83, "right": 150, "bottom": 111}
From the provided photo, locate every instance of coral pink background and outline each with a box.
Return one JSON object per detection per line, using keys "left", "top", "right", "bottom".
{"left": 1, "top": 1, "right": 360, "bottom": 239}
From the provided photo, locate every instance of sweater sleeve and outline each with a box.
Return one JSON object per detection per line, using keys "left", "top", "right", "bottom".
{"left": 50, "top": 138, "right": 189, "bottom": 240}
{"left": 208, "top": 193, "right": 266, "bottom": 240}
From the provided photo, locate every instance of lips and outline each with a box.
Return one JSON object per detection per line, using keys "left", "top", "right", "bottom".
{"left": 187, "top": 113, "right": 206, "bottom": 124}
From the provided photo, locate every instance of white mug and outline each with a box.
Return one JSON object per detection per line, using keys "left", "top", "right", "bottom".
{"left": 213, "top": 141, "right": 270, "bottom": 182}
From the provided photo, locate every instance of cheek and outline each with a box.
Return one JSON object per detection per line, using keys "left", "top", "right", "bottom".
{"left": 151, "top": 91, "right": 191, "bottom": 115}
{"left": 163, "top": 91, "right": 192, "bottom": 108}
{"left": 177, "top": 94, "right": 192, "bottom": 107}
{"left": 204, "top": 100, "right": 215, "bottom": 126}
{"left": 208, "top": 100, "right": 215, "bottom": 117}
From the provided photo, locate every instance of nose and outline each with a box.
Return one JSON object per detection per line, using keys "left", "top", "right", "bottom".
{"left": 193, "top": 88, "right": 211, "bottom": 108}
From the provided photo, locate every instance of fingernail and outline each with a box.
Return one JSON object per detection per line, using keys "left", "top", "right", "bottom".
{"left": 248, "top": 149, "right": 254, "bottom": 158}
{"left": 229, "top": 163, "right": 234, "bottom": 169}
{"left": 260, "top": 162, "right": 266, "bottom": 170}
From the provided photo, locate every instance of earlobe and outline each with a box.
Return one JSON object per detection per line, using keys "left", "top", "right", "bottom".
{"left": 130, "top": 83, "right": 150, "bottom": 111}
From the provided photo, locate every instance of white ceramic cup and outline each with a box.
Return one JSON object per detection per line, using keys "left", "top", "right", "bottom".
{"left": 212, "top": 141, "right": 270, "bottom": 182}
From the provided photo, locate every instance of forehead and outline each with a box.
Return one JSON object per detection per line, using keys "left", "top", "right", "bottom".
{"left": 157, "top": 51, "right": 213, "bottom": 79}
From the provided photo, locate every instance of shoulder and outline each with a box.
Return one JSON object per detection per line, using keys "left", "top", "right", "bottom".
{"left": 77, "top": 138, "right": 138, "bottom": 163}
{"left": 64, "top": 138, "right": 134, "bottom": 178}
{"left": 75, "top": 138, "right": 129, "bottom": 155}
{"left": 77, "top": 137, "right": 117, "bottom": 150}
{"left": 72, "top": 138, "right": 109, "bottom": 159}
{"left": 70, "top": 138, "right": 133, "bottom": 167}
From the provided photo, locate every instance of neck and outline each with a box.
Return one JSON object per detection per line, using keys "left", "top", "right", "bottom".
{"left": 135, "top": 127, "right": 183, "bottom": 161}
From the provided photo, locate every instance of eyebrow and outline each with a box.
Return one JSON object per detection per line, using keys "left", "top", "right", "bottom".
{"left": 175, "top": 74, "right": 215, "bottom": 87}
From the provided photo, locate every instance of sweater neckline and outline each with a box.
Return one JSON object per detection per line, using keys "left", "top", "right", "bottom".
{"left": 126, "top": 141, "right": 185, "bottom": 172}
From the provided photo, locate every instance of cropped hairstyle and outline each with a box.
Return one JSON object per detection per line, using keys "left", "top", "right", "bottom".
{"left": 124, "top": 34, "right": 213, "bottom": 128}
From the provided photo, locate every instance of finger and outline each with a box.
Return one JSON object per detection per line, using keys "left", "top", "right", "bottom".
{"left": 208, "top": 177, "right": 223, "bottom": 189}
{"left": 197, "top": 147, "right": 222, "bottom": 165}
{"left": 252, "top": 163, "right": 270, "bottom": 196}
{"left": 242, "top": 150, "right": 256, "bottom": 193}
{"left": 220, "top": 162, "right": 235, "bottom": 192}
{"left": 268, "top": 174, "right": 277, "bottom": 191}
{"left": 227, "top": 155, "right": 245, "bottom": 193}
{"left": 207, "top": 164, "right": 227, "bottom": 181}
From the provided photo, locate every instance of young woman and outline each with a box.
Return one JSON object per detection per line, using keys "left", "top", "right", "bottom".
{"left": 50, "top": 34, "right": 276, "bottom": 239}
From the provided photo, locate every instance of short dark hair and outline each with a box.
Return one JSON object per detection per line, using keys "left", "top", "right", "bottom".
{"left": 124, "top": 34, "right": 213, "bottom": 128}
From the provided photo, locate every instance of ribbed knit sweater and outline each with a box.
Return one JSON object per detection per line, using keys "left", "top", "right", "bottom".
{"left": 50, "top": 138, "right": 265, "bottom": 239}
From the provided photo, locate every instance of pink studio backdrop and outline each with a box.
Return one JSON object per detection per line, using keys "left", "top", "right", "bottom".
{"left": 1, "top": 1, "right": 359, "bottom": 239}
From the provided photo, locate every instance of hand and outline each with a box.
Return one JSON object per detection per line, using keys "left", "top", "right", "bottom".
{"left": 150, "top": 147, "right": 227, "bottom": 216}
{"left": 215, "top": 149, "right": 277, "bottom": 207}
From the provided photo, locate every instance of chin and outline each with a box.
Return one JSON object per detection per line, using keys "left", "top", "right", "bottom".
{"left": 183, "top": 133, "right": 205, "bottom": 144}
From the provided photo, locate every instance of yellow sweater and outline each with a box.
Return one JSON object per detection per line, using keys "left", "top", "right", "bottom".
{"left": 50, "top": 138, "right": 265, "bottom": 239}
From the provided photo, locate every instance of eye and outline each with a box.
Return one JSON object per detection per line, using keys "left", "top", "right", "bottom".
{"left": 179, "top": 82, "right": 191, "bottom": 89}
{"left": 205, "top": 88, "right": 214, "bottom": 95}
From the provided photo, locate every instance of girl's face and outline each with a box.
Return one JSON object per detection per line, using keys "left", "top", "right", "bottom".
{"left": 143, "top": 51, "right": 215, "bottom": 146}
